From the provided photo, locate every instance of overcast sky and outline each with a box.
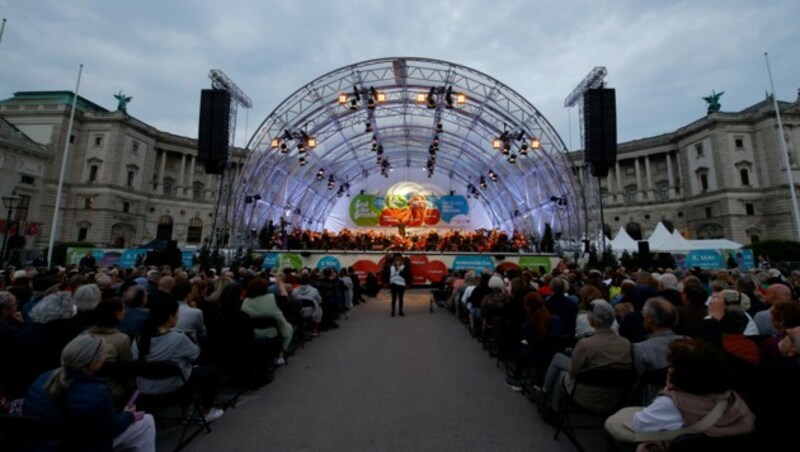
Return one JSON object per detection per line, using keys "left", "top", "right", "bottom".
{"left": 1, "top": 0, "right": 798, "bottom": 149}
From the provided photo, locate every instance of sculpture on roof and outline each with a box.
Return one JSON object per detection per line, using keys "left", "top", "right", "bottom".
{"left": 114, "top": 90, "right": 132, "bottom": 113}
{"left": 702, "top": 90, "right": 724, "bottom": 115}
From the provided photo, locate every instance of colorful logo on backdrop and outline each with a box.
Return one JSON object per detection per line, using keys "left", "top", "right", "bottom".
{"left": 260, "top": 253, "right": 303, "bottom": 271}
{"left": 316, "top": 256, "right": 341, "bottom": 272}
{"left": 684, "top": 250, "right": 723, "bottom": 269}
{"left": 452, "top": 255, "right": 495, "bottom": 273}
{"left": 518, "top": 256, "right": 553, "bottom": 273}
{"left": 348, "top": 182, "right": 468, "bottom": 228}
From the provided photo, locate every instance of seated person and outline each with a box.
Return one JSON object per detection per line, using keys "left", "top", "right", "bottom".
{"left": 241, "top": 278, "right": 293, "bottom": 365}
{"left": 292, "top": 272, "right": 323, "bottom": 335}
{"left": 173, "top": 281, "right": 207, "bottom": 341}
{"left": 81, "top": 298, "right": 133, "bottom": 405}
{"left": 541, "top": 299, "right": 632, "bottom": 416}
{"left": 24, "top": 335, "right": 155, "bottom": 451}
{"left": 674, "top": 282, "right": 708, "bottom": 337}
{"left": 132, "top": 299, "right": 224, "bottom": 423}
{"left": 117, "top": 284, "right": 150, "bottom": 338}
{"left": 753, "top": 284, "right": 792, "bottom": 336}
{"left": 633, "top": 298, "right": 681, "bottom": 404}
{"left": 605, "top": 337, "right": 755, "bottom": 449}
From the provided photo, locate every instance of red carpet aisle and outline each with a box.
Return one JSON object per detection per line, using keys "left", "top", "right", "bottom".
{"left": 177, "top": 289, "right": 573, "bottom": 451}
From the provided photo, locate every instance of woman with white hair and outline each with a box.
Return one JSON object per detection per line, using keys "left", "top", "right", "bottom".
{"left": 6, "top": 292, "right": 83, "bottom": 398}
{"left": 24, "top": 334, "right": 156, "bottom": 451}
{"left": 73, "top": 283, "right": 102, "bottom": 328}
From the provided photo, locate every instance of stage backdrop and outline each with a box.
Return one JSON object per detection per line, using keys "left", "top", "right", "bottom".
{"left": 324, "top": 178, "right": 492, "bottom": 232}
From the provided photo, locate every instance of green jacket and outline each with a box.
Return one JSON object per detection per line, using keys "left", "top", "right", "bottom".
{"left": 241, "top": 293, "right": 293, "bottom": 350}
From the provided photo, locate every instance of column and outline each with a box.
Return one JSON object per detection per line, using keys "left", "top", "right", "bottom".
{"left": 675, "top": 150, "right": 683, "bottom": 194}
{"left": 615, "top": 161, "right": 623, "bottom": 193}
{"left": 634, "top": 157, "right": 642, "bottom": 201}
{"left": 606, "top": 169, "right": 614, "bottom": 202}
{"left": 178, "top": 153, "right": 187, "bottom": 193}
{"left": 158, "top": 150, "right": 166, "bottom": 193}
{"left": 666, "top": 152, "right": 675, "bottom": 198}
{"left": 645, "top": 155, "right": 653, "bottom": 200}
{"left": 187, "top": 156, "right": 196, "bottom": 197}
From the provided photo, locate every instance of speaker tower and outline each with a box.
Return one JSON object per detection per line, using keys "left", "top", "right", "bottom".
{"left": 197, "top": 89, "right": 231, "bottom": 175}
{"left": 583, "top": 88, "right": 617, "bottom": 177}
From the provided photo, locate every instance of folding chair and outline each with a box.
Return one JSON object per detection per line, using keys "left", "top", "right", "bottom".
{"left": 554, "top": 365, "right": 638, "bottom": 452}
{"left": 135, "top": 361, "right": 212, "bottom": 452}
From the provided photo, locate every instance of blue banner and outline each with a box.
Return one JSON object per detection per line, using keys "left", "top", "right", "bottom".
{"left": 452, "top": 255, "right": 495, "bottom": 273}
{"left": 316, "top": 255, "right": 341, "bottom": 272}
{"left": 118, "top": 249, "right": 148, "bottom": 269}
{"left": 260, "top": 253, "right": 279, "bottom": 270}
{"left": 182, "top": 251, "right": 195, "bottom": 269}
{"left": 440, "top": 195, "right": 469, "bottom": 223}
{"left": 684, "top": 250, "right": 723, "bottom": 269}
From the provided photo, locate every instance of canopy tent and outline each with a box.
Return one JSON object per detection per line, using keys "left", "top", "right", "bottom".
{"left": 688, "top": 239, "right": 743, "bottom": 250}
{"left": 646, "top": 222, "right": 696, "bottom": 252}
{"left": 609, "top": 226, "right": 638, "bottom": 252}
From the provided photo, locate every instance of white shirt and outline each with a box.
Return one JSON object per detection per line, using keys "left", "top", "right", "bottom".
{"left": 633, "top": 395, "right": 684, "bottom": 432}
{"left": 390, "top": 265, "right": 406, "bottom": 286}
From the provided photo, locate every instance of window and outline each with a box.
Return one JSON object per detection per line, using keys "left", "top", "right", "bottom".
{"left": 156, "top": 215, "right": 173, "bottom": 240}
{"left": 84, "top": 197, "right": 94, "bottom": 209}
{"left": 193, "top": 182, "right": 204, "bottom": 202}
{"left": 132, "top": 142, "right": 139, "bottom": 154}
{"left": 187, "top": 218, "right": 203, "bottom": 243}
{"left": 89, "top": 165, "right": 98, "bottom": 182}
{"left": 750, "top": 235, "right": 760, "bottom": 244}
{"left": 127, "top": 171, "right": 135, "bottom": 187}
{"left": 122, "top": 202, "right": 130, "bottom": 213}
{"left": 700, "top": 173, "right": 709, "bottom": 191}
{"left": 78, "top": 227, "right": 88, "bottom": 241}
{"left": 658, "top": 184, "right": 670, "bottom": 200}
{"left": 705, "top": 207, "right": 712, "bottom": 219}
{"left": 625, "top": 186, "right": 637, "bottom": 204}
{"left": 735, "top": 137, "right": 744, "bottom": 149}
{"left": 69, "top": 134, "right": 75, "bottom": 144}
{"left": 656, "top": 161, "right": 667, "bottom": 173}
{"left": 740, "top": 168, "right": 750, "bottom": 186}
{"left": 745, "top": 203, "right": 754, "bottom": 215}
{"left": 14, "top": 195, "right": 30, "bottom": 221}
{"left": 695, "top": 143, "right": 704, "bottom": 157}
{"left": 21, "top": 175, "right": 34, "bottom": 185}
{"left": 625, "top": 166, "right": 635, "bottom": 176}
{"left": 162, "top": 177, "right": 175, "bottom": 196}
{"left": 625, "top": 222, "right": 643, "bottom": 241}
{"left": 94, "top": 136, "right": 103, "bottom": 147}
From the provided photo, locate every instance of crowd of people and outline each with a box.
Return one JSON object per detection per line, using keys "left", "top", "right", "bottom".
{"left": 269, "top": 227, "right": 534, "bottom": 252}
{"left": 0, "top": 261, "right": 368, "bottom": 450}
{"left": 433, "top": 263, "right": 800, "bottom": 449}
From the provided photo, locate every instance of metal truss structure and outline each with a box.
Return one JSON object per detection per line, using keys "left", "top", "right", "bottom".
{"left": 230, "top": 57, "right": 585, "bottom": 245}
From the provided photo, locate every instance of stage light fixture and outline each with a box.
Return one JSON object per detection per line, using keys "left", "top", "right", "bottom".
{"left": 270, "top": 138, "right": 280, "bottom": 148}
{"left": 298, "top": 156, "right": 307, "bottom": 166}
{"left": 338, "top": 93, "right": 348, "bottom": 105}
{"left": 349, "top": 98, "right": 359, "bottom": 110}
{"left": 530, "top": 137, "right": 541, "bottom": 150}
{"left": 280, "top": 143, "right": 289, "bottom": 154}
{"left": 416, "top": 93, "right": 427, "bottom": 103}
{"left": 436, "top": 122, "right": 443, "bottom": 133}
{"left": 297, "top": 142, "right": 306, "bottom": 153}
{"left": 365, "top": 121, "right": 373, "bottom": 133}
{"left": 492, "top": 138, "right": 502, "bottom": 150}
{"left": 377, "top": 145, "right": 384, "bottom": 154}
{"left": 456, "top": 93, "right": 466, "bottom": 104}
{"left": 433, "top": 135, "right": 440, "bottom": 146}
{"left": 426, "top": 87, "right": 436, "bottom": 109}
{"left": 306, "top": 136, "right": 317, "bottom": 148}
{"left": 508, "top": 153, "right": 517, "bottom": 164}
{"left": 445, "top": 86, "right": 454, "bottom": 109}
{"left": 519, "top": 144, "right": 529, "bottom": 156}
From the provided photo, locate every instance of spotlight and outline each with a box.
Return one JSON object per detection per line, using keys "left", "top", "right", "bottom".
{"left": 297, "top": 142, "right": 305, "bottom": 153}
{"left": 445, "top": 86, "right": 454, "bottom": 109}
{"left": 372, "top": 134, "right": 377, "bottom": 145}
{"left": 416, "top": 93, "right": 427, "bottom": 103}
{"left": 280, "top": 143, "right": 289, "bottom": 154}
{"left": 338, "top": 93, "right": 348, "bottom": 105}
{"left": 502, "top": 142, "right": 511, "bottom": 155}
{"left": 519, "top": 144, "right": 529, "bottom": 156}
{"left": 270, "top": 138, "right": 280, "bottom": 148}
{"left": 367, "top": 97, "right": 375, "bottom": 110}
{"left": 436, "top": 122, "right": 443, "bottom": 133}
{"left": 306, "top": 136, "right": 317, "bottom": 148}
{"left": 377, "top": 144, "right": 384, "bottom": 154}
{"left": 426, "top": 87, "right": 436, "bottom": 109}
{"left": 298, "top": 156, "right": 307, "bottom": 166}
{"left": 365, "top": 121, "right": 373, "bottom": 133}
{"left": 349, "top": 98, "right": 359, "bottom": 111}
{"left": 316, "top": 168, "right": 325, "bottom": 180}
{"left": 508, "top": 153, "right": 517, "bottom": 164}
{"left": 530, "top": 137, "right": 541, "bottom": 150}
{"left": 456, "top": 93, "right": 466, "bottom": 104}
{"left": 492, "top": 138, "right": 502, "bottom": 150}
{"left": 433, "top": 135, "right": 440, "bottom": 146}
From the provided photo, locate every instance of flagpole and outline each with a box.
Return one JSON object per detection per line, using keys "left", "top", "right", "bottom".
{"left": 765, "top": 52, "right": 800, "bottom": 242}
{"left": 47, "top": 64, "right": 83, "bottom": 268}
{"left": 0, "top": 19, "right": 7, "bottom": 46}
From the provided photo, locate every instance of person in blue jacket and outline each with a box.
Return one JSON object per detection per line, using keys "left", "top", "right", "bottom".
{"left": 24, "top": 334, "right": 156, "bottom": 451}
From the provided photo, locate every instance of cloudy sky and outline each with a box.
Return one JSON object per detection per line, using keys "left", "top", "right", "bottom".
{"left": 1, "top": 0, "right": 798, "bottom": 149}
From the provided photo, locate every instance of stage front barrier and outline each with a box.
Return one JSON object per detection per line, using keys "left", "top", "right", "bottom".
{"left": 254, "top": 251, "right": 558, "bottom": 285}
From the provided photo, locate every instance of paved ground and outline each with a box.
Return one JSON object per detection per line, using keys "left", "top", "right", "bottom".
{"left": 163, "top": 289, "right": 577, "bottom": 451}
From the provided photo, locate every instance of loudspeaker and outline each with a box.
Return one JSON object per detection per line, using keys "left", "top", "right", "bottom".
{"left": 198, "top": 89, "right": 231, "bottom": 175}
{"left": 637, "top": 240, "right": 651, "bottom": 269}
{"left": 583, "top": 88, "right": 617, "bottom": 177}
{"left": 167, "top": 240, "right": 178, "bottom": 250}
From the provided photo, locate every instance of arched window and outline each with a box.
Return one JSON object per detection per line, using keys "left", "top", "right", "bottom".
{"left": 740, "top": 168, "right": 750, "bottom": 186}
{"left": 89, "top": 165, "right": 98, "bottom": 182}
{"left": 127, "top": 171, "right": 135, "bottom": 187}
{"left": 626, "top": 222, "right": 643, "bottom": 241}
{"left": 187, "top": 218, "right": 203, "bottom": 244}
{"left": 156, "top": 215, "right": 173, "bottom": 241}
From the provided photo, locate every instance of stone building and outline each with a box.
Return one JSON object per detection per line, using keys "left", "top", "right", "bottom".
{"left": 0, "top": 91, "right": 244, "bottom": 256}
{"left": 572, "top": 93, "right": 800, "bottom": 245}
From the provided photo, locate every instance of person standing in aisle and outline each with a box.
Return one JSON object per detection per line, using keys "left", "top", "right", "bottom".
{"left": 390, "top": 256, "right": 410, "bottom": 317}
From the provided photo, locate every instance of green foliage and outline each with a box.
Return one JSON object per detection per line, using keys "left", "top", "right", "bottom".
{"left": 745, "top": 240, "right": 800, "bottom": 263}
{"left": 620, "top": 250, "right": 638, "bottom": 270}
{"left": 600, "top": 246, "right": 618, "bottom": 269}
{"left": 586, "top": 244, "right": 600, "bottom": 271}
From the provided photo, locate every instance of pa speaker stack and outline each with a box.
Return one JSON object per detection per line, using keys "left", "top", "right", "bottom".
{"left": 583, "top": 88, "right": 617, "bottom": 177}
{"left": 198, "top": 89, "right": 231, "bottom": 175}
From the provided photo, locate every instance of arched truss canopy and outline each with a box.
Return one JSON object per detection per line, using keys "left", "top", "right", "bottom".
{"left": 233, "top": 57, "right": 584, "bottom": 242}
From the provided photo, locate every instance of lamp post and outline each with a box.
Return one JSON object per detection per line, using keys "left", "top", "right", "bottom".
{"left": 1, "top": 191, "right": 21, "bottom": 265}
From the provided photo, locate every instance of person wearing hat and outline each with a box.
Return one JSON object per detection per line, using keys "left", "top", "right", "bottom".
{"left": 22, "top": 275, "right": 62, "bottom": 324}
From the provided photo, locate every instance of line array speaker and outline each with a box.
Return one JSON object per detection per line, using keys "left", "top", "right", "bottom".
{"left": 583, "top": 88, "right": 617, "bottom": 177}
{"left": 198, "top": 89, "right": 231, "bottom": 175}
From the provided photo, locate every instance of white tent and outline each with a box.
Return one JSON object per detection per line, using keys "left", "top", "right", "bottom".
{"left": 609, "top": 226, "right": 638, "bottom": 252}
{"left": 688, "top": 239, "right": 743, "bottom": 250}
{"left": 667, "top": 229, "right": 697, "bottom": 252}
{"left": 646, "top": 222, "right": 675, "bottom": 251}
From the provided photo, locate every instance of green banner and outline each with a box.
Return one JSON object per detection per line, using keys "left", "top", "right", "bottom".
{"left": 349, "top": 194, "right": 381, "bottom": 227}
{"left": 518, "top": 256, "right": 552, "bottom": 273}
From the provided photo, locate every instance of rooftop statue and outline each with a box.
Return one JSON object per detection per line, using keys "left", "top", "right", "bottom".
{"left": 702, "top": 90, "right": 724, "bottom": 115}
{"left": 114, "top": 90, "right": 132, "bottom": 113}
